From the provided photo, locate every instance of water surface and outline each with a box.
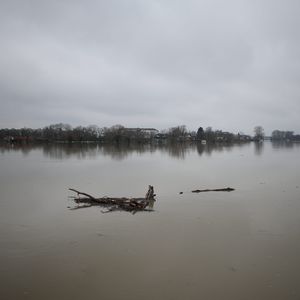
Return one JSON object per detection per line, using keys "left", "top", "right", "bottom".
{"left": 0, "top": 142, "right": 300, "bottom": 299}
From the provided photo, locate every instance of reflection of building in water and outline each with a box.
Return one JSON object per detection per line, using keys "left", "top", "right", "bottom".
{"left": 124, "top": 128, "right": 159, "bottom": 139}
{"left": 271, "top": 140, "right": 297, "bottom": 150}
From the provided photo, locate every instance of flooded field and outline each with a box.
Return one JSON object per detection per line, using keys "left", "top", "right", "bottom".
{"left": 0, "top": 142, "right": 300, "bottom": 300}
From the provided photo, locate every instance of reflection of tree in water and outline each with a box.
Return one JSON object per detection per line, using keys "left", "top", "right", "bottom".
{"left": 160, "top": 142, "right": 194, "bottom": 159}
{"left": 0, "top": 143, "right": 33, "bottom": 156}
{"left": 0, "top": 142, "right": 193, "bottom": 160}
{"left": 98, "top": 143, "right": 154, "bottom": 160}
{"left": 254, "top": 142, "right": 264, "bottom": 156}
{"left": 42, "top": 144, "right": 99, "bottom": 160}
{"left": 0, "top": 141, "right": 253, "bottom": 160}
{"left": 99, "top": 143, "right": 196, "bottom": 160}
{"left": 196, "top": 142, "right": 239, "bottom": 156}
{"left": 99, "top": 143, "right": 198, "bottom": 160}
{"left": 0, "top": 144, "right": 99, "bottom": 160}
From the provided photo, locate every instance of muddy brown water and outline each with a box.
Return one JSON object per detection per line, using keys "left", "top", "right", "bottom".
{"left": 0, "top": 142, "right": 300, "bottom": 300}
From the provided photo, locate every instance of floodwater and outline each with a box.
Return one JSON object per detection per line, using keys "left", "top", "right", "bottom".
{"left": 0, "top": 141, "right": 300, "bottom": 300}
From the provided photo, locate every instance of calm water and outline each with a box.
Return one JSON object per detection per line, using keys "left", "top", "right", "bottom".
{"left": 0, "top": 142, "right": 300, "bottom": 300}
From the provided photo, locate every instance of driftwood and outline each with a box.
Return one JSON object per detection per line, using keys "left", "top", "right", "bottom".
{"left": 191, "top": 187, "right": 235, "bottom": 193}
{"left": 69, "top": 185, "right": 156, "bottom": 213}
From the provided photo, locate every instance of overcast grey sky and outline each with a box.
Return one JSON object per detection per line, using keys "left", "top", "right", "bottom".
{"left": 0, "top": 0, "right": 299, "bottom": 134}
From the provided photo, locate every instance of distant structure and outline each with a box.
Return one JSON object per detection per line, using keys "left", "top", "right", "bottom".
{"left": 124, "top": 128, "right": 158, "bottom": 138}
{"left": 271, "top": 130, "right": 294, "bottom": 141}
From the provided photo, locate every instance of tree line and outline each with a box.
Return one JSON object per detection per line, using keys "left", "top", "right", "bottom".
{"left": 0, "top": 123, "right": 250, "bottom": 144}
{"left": 0, "top": 123, "right": 299, "bottom": 144}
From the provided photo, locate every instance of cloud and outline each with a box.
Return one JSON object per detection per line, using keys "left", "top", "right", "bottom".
{"left": 0, "top": 0, "right": 300, "bottom": 134}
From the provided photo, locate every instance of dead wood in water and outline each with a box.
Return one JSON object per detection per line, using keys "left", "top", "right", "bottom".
{"left": 69, "top": 189, "right": 96, "bottom": 200}
{"left": 69, "top": 185, "right": 156, "bottom": 213}
{"left": 191, "top": 187, "right": 235, "bottom": 193}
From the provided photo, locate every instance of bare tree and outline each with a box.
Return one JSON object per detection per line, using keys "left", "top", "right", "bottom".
{"left": 254, "top": 126, "right": 264, "bottom": 141}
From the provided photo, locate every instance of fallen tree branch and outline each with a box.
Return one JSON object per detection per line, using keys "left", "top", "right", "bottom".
{"left": 68, "top": 185, "right": 156, "bottom": 213}
{"left": 191, "top": 187, "right": 235, "bottom": 193}
{"left": 68, "top": 188, "right": 96, "bottom": 200}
